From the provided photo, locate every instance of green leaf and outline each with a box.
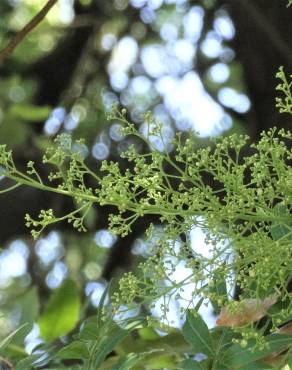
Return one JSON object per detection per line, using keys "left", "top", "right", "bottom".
{"left": 56, "top": 341, "right": 89, "bottom": 360}
{"left": 15, "top": 345, "right": 56, "bottom": 370}
{"left": 238, "top": 363, "right": 274, "bottom": 370}
{"left": 0, "top": 119, "right": 30, "bottom": 147}
{"left": 111, "top": 353, "right": 140, "bottom": 370}
{"left": 178, "top": 359, "right": 206, "bottom": 369}
{"left": 0, "top": 324, "right": 28, "bottom": 353}
{"left": 182, "top": 310, "right": 214, "bottom": 357}
{"left": 224, "top": 334, "right": 292, "bottom": 369}
{"left": 9, "top": 104, "right": 51, "bottom": 122}
{"left": 91, "top": 329, "right": 131, "bottom": 368}
{"left": 13, "top": 287, "right": 40, "bottom": 345}
{"left": 144, "top": 353, "right": 178, "bottom": 369}
{"left": 271, "top": 222, "right": 291, "bottom": 241}
{"left": 210, "top": 271, "right": 227, "bottom": 314}
{"left": 271, "top": 204, "right": 292, "bottom": 241}
{"left": 15, "top": 354, "right": 41, "bottom": 370}
{"left": 138, "top": 327, "right": 160, "bottom": 340}
{"left": 211, "top": 327, "right": 234, "bottom": 369}
{"left": 79, "top": 318, "right": 99, "bottom": 341}
{"left": 90, "top": 323, "right": 139, "bottom": 369}
{"left": 97, "top": 280, "right": 112, "bottom": 327}
{"left": 38, "top": 279, "right": 80, "bottom": 342}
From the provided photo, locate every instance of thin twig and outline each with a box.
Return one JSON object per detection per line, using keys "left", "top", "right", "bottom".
{"left": 0, "top": 0, "right": 58, "bottom": 62}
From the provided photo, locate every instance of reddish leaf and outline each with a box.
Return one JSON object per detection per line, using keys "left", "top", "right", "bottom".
{"left": 216, "top": 295, "right": 277, "bottom": 327}
{"left": 277, "top": 321, "right": 292, "bottom": 335}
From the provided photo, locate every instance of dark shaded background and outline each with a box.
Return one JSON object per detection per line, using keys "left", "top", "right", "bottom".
{"left": 0, "top": 0, "right": 291, "bottom": 312}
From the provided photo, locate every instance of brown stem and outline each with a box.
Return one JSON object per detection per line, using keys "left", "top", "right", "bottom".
{"left": 0, "top": 0, "right": 58, "bottom": 62}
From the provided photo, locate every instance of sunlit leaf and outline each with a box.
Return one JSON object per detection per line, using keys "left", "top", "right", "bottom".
{"left": 144, "top": 353, "right": 178, "bottom": 369}
{"left": 38, "top": 279, "right": 80, "bottom": 342}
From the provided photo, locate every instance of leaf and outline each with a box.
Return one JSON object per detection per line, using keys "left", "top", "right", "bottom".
{"left": 56, "top": 341, "right": 89, "bottom": 360}
{"left": 211, "top": 327, "right": 234, "bottom": 368}
{"left": 216, "top": 295, "right": 278, "bottom": 327}
{"left": 271, "top": 204, "right": 292, "bottom": 241}
{"left": 38, "top": 279, "right": 80, "bottom": 342}
{"left": 210, "top": 271, "right": 227, "bottom": 314}
{"left": 13, "top": 287, "right": 40, "bottom": 345}
{"left": 0, "top": 119, "right": 29, "bottom": 147}
{"left": 145, "top": 354, "right": 178, "bottom": 369}
{"left": 182, "top": 310, "right": 214, "bottom": 357}
{"left": 15, "top": 354, "right": 42, "bottom": 370}
{"left": 15, "top": 345, "right": 56, "bottom": 370}
{"left": 9, "top": 104, "right": 51, "bottom": 122}
{"left": 224, "top": 334, "right": 292, "bottom": 369}
{"left": 238, "top": 363, "right": 274, "bottom": 370}
{"left": 277, "top": 321, "right": 292, "bottom": 334}
{"left": 0, "top": 324, "right": 28, "bottom": 352}
{"left": 91, "top": 330, "right": 130, "bottom": 369}
{"left": 96, "top": 280, "right": 112, "bottom": 326}
{"left": 79, "top": 321, "right": 100, "bottom": 341}
{"left": 111, "top": 353, "right": 141, "bottom": 370}
{"left": 178, "top": 359, "right": 206, "bottom": 369}
{"left": 90, "top": 323, "right": 139, "bottom": 369}
{"left": 110, "top": 350, "right": 164, "bottom": 370}
{"left": 138, "top": 327, "right": 160, "bottom": 340}
{"left": 260, "top": 352, "right": 287, "bottom": 368}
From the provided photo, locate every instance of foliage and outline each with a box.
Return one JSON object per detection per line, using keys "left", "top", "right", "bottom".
{"left": 0, "top": 0, "right": 292, "bottom": 368}
{"left": 0, "top": 67, "right": 291, "bottom": 369}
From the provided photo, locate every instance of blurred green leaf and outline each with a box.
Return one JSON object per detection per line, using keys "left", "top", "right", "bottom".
{"left": 56, "top": 340, "right": 89, "bottom": 360}
{"left": 9, "top": 104, "right": 50, "bottom": 122}
{"left": 238, "top": 363, "right": 274, "bottom": 370}
{"left": 178, "top": 358, "right": 206, "bottom": 369}
{"left": 143, "top": 353, "right": 178, "bottom": 369}
{"left": 138, "top": 327, "right": 160, "bottom": 340}
{"left": 13, "top": 287, "right": 40, "bottom": 346}
{"left": 0, "top": 324, "right": 28, "bottom": 352}
{"left": 15, "top": 343, "right": 56, "bottom": 369}
{"left": 38, "top": 279, "right": 80, "bottom": 342}
{"left": 182, "top": 310, "right": 214, "bottom": 357}
{"left": 110, "top": 352, "right": 141, "bottom": 370}
{"left": 0, "top": 118, "right": 29, "bottom": 147}
{"left": 14, "top": 354, "right": 41, "bottom": 370}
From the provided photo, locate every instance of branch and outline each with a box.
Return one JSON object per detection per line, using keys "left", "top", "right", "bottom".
{"left": 0, "top": 0, "right": 58, "bottom": 62}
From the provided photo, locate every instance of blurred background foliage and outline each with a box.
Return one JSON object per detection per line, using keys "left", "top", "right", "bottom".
{"left": 0, "top": 0, "right": 292, "bottom": 366}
